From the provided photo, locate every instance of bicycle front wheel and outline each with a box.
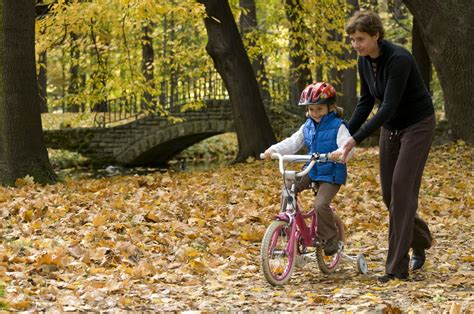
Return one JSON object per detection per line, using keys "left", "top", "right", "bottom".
{"left": 260, "top": 220, "right": 296, "bottom": 286}
{"left": 316, "top": 214, "right": 345, "bottom": 274}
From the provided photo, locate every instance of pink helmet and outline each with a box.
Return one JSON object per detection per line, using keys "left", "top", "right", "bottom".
{"left": 298, "top": 82, "right": 336, "bottom": 106}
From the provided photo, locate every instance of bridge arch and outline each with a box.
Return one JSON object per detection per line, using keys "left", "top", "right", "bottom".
{"left": 115, "top": 119, "right": 234, "bottom": 165}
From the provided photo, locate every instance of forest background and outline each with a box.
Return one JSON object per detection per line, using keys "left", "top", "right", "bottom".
{"left": 0, "top": 0, "right": 472, "bottom": 311}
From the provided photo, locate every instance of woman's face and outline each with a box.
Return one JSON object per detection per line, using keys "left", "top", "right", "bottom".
{"left": 308, "top": 104, "right": 329, "bottom": 123}
{"left": 349, "top": 30, "right": 379, "bottom": 58}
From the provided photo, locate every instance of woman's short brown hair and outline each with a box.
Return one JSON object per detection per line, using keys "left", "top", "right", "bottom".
{"left": 345, "top": 10, "right": 385, "bottom": 41}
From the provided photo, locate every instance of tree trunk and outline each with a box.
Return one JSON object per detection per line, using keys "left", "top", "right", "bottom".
{"left": 403, "top": 0, "right": 474, "bottom": 143}
{"left": 0, "top": 0, "right": 57, "bottom": 186}
{"left": 159, "top": 15, "right": 168, "bottom": 107}
{"left": 239, "top": 0, "right": 270, "bottom": 105}
{"left": 285, "top": 0, "right": 312, "bottom": 107}
{"left": 68, "top": 31, "right": 80, "bottom": 112}
{"left": 38, "top": 50, "right": 48, "bottom": 113}
{"left": 197, "top": 0, "right": 276, "bottom": 162}
{"left": 141, "top": 22, "right": 155, "bottom": 109}
{"left": 388, "top": 0, "right": 408, "bottom": 45}
{"left": 411, "top": 17, "right": 431, "bottom": 93}
{"left": 90, "top": 19, "right": 108, "bottom": 113}
{"left": 340, "top": 0, "right": 359, "bottom": 120}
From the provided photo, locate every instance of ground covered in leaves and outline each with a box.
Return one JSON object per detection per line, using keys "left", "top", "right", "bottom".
{"left": 0, "top": 141, "right": 472, "bottom": 312}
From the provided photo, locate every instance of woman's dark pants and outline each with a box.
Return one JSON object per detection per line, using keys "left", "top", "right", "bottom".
{"left": 379, "top": 114, "right": 435, "bottom": 277}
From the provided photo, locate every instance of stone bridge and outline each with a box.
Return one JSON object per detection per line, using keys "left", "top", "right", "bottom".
{"left": 43, "top": 100, "right": 234, "bottom": 166}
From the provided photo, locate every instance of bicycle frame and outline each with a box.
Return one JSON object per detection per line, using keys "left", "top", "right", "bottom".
{"left": 275, "top": 203, "right": 317, "bottom": 249}
{"left": 267, "top": 152, "right": 334, "bottom": 253}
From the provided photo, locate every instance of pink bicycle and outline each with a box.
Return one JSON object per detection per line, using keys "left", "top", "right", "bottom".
{"left": 260, "top": 152, "right": 368, "bottom": 286}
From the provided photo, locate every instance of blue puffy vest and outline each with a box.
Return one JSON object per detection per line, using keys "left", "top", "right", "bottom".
{"left": 303, "top": 112, "right": 347, "bottom": 184}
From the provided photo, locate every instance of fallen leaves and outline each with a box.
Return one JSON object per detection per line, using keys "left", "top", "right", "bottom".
{"left": 0, "top": 142, "right": 472, "bottom": 311}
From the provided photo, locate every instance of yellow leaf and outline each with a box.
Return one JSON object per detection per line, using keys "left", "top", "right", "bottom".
{"left": 308, "top": 295, "right": 332, "bottom": 304}
{"left": 185, "top": 247, "right": 201, "bottom": 258}
{"left": 19, "top": 207, "right": 33, "bottom": 222}
{"left": 10, "top": 299, "right": 32, "bottom": 310}
{"left": 461, "top": 256, "right": 474, "bottom": 262}
{"left": 119, "top": 297, "right": 133, "bottom": 307}
{"left": 189, "top": 259, "right": 208, "bottom": 274}
{"left": 35, "top": 249, "right": 64, "bottom": 267}
{"left": 144, "top": 212, "right": 159, "bottom": 223}
{"left": 112, "top": 199, "right": 124, "bottom": 210}
{"left": 15, "top": 175, "right": 35, "bottom": 187}
{"left": 240, "top": 224, "right": 263, "bottom": 242}
{"left": 92, "top": 214, "right": 107, "bottom": 227}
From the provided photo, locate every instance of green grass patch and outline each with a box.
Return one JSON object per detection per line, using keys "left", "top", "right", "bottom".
{"left": 0, "top": 282, "right": 7, "bottom": 310}
{"left": 42, "top": 113, "right": 97, "bottom": 130}
{"left": 48, "top": 149, "right": 91, "bottom": 169}
{"left": 176, "top": 133, "right": 237, "bottom": 161}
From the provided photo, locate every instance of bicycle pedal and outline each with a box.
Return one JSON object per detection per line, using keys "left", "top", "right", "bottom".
{"left": 295, "top": 255, "right": 310, "bottom": 268}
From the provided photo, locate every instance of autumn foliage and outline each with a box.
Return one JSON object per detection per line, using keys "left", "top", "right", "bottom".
{"left": 0, "top": 142, "right": 472, "bottom": 311}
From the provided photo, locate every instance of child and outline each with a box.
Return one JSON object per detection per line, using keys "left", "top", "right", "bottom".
{"left": 263, "top": 82, "right": 353, "bottom": 256}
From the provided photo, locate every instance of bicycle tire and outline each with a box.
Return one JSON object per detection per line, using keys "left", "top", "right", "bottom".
{"left": 260, "top": 220, "right": 296, "bottom": 286}
{"left": 316, "top": 214, "right": 345, "bottom": 275}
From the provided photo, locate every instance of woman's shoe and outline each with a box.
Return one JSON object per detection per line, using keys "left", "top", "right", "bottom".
{"left": 377, "top": 273, "right": 408, "bottom": 283}
{"left": 377, "top": 274, "right": 395, "bottom": 283}
{"left": 410, "top": 249, "right": 426, "bottom": 271}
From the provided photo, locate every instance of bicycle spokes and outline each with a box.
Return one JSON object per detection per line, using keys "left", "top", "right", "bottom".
{"left": 261, "top": 221, "right": 296, "bottom": 285}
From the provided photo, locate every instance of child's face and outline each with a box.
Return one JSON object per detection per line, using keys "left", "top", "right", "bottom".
{"left": 308, "top": 104, "right": 329, "bottom": 122}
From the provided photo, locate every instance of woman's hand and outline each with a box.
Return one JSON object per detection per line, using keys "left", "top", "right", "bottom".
{"left": 341, "top": 137, "right": 357, "bottom": 163}
{"left": 328, "top": 150, "right": 342, "bottom": 161}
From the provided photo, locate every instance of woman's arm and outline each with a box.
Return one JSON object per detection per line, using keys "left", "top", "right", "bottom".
{"left": 332, "top": 124, "right": 355, "bottom": 162}
{"left": 347, "top": 58, "right": 375, "bottom": 136}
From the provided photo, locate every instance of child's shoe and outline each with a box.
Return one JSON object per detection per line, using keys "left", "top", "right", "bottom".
{"left": 323, "top": 237, "right": 339, "bottom": 256}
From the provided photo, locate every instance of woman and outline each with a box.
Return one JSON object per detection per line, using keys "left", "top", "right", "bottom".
{"left": 341, "top": 10, "right": 435, "bottom": 283}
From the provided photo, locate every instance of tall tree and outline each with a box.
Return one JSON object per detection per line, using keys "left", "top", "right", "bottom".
{"left": 411, "top": 17, "right": 431, "bottom": 92}
{"left": 197, "top": 0, "right": 276, "bottom": 162}
{"left": 340, "top": 0, "right": 359, "bottom": 120}
{"left": 239, "top": 0, "right": 270, "bottom": 104}
{"left": 68, "top": 31, "right": 81, "bottom": 112}
{"left": 37, "top": 0, "right": 48, "bottom": 113}
{"left": 284, "top": 0, "right": 312, "bottom": 107}
{"left": 403, "top": 0, "right": 474, "bottom": 143}
{"left": 0, "top": 0, "right": 57, "bottom": 186}
{"left": 141, "top": 21, "right": 155, "bottom": 109}
{"left": 38, "top": 50, "right": 48, "bottom": 113}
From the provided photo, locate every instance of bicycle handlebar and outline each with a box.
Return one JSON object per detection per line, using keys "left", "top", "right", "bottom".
{"left": 259, "top": 152, "right": 334, "bottom": 177}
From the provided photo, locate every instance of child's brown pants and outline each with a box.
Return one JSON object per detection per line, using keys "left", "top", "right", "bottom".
{"left": 282, "top": 176, "right": 340, "bottom": 242}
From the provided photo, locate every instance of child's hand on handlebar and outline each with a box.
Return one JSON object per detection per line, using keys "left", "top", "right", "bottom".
{"left": 263, "top": 149, "right": 276, "bottom": 159}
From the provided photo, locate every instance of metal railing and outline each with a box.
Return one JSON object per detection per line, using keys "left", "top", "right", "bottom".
{"left": 92, "top": 71, "right": 291, "bottom": 127}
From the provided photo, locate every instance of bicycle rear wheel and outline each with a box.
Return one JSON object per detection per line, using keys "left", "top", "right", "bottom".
{"left": 316, "top": 214, "right": 345, "bottom": 274}
{"left": 260, "top": 220, "right": 296, "bottom": 286}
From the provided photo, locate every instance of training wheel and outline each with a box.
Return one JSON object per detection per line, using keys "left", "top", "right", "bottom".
{"left": 357, "top": 254, "right": 368, "bottom": 275}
